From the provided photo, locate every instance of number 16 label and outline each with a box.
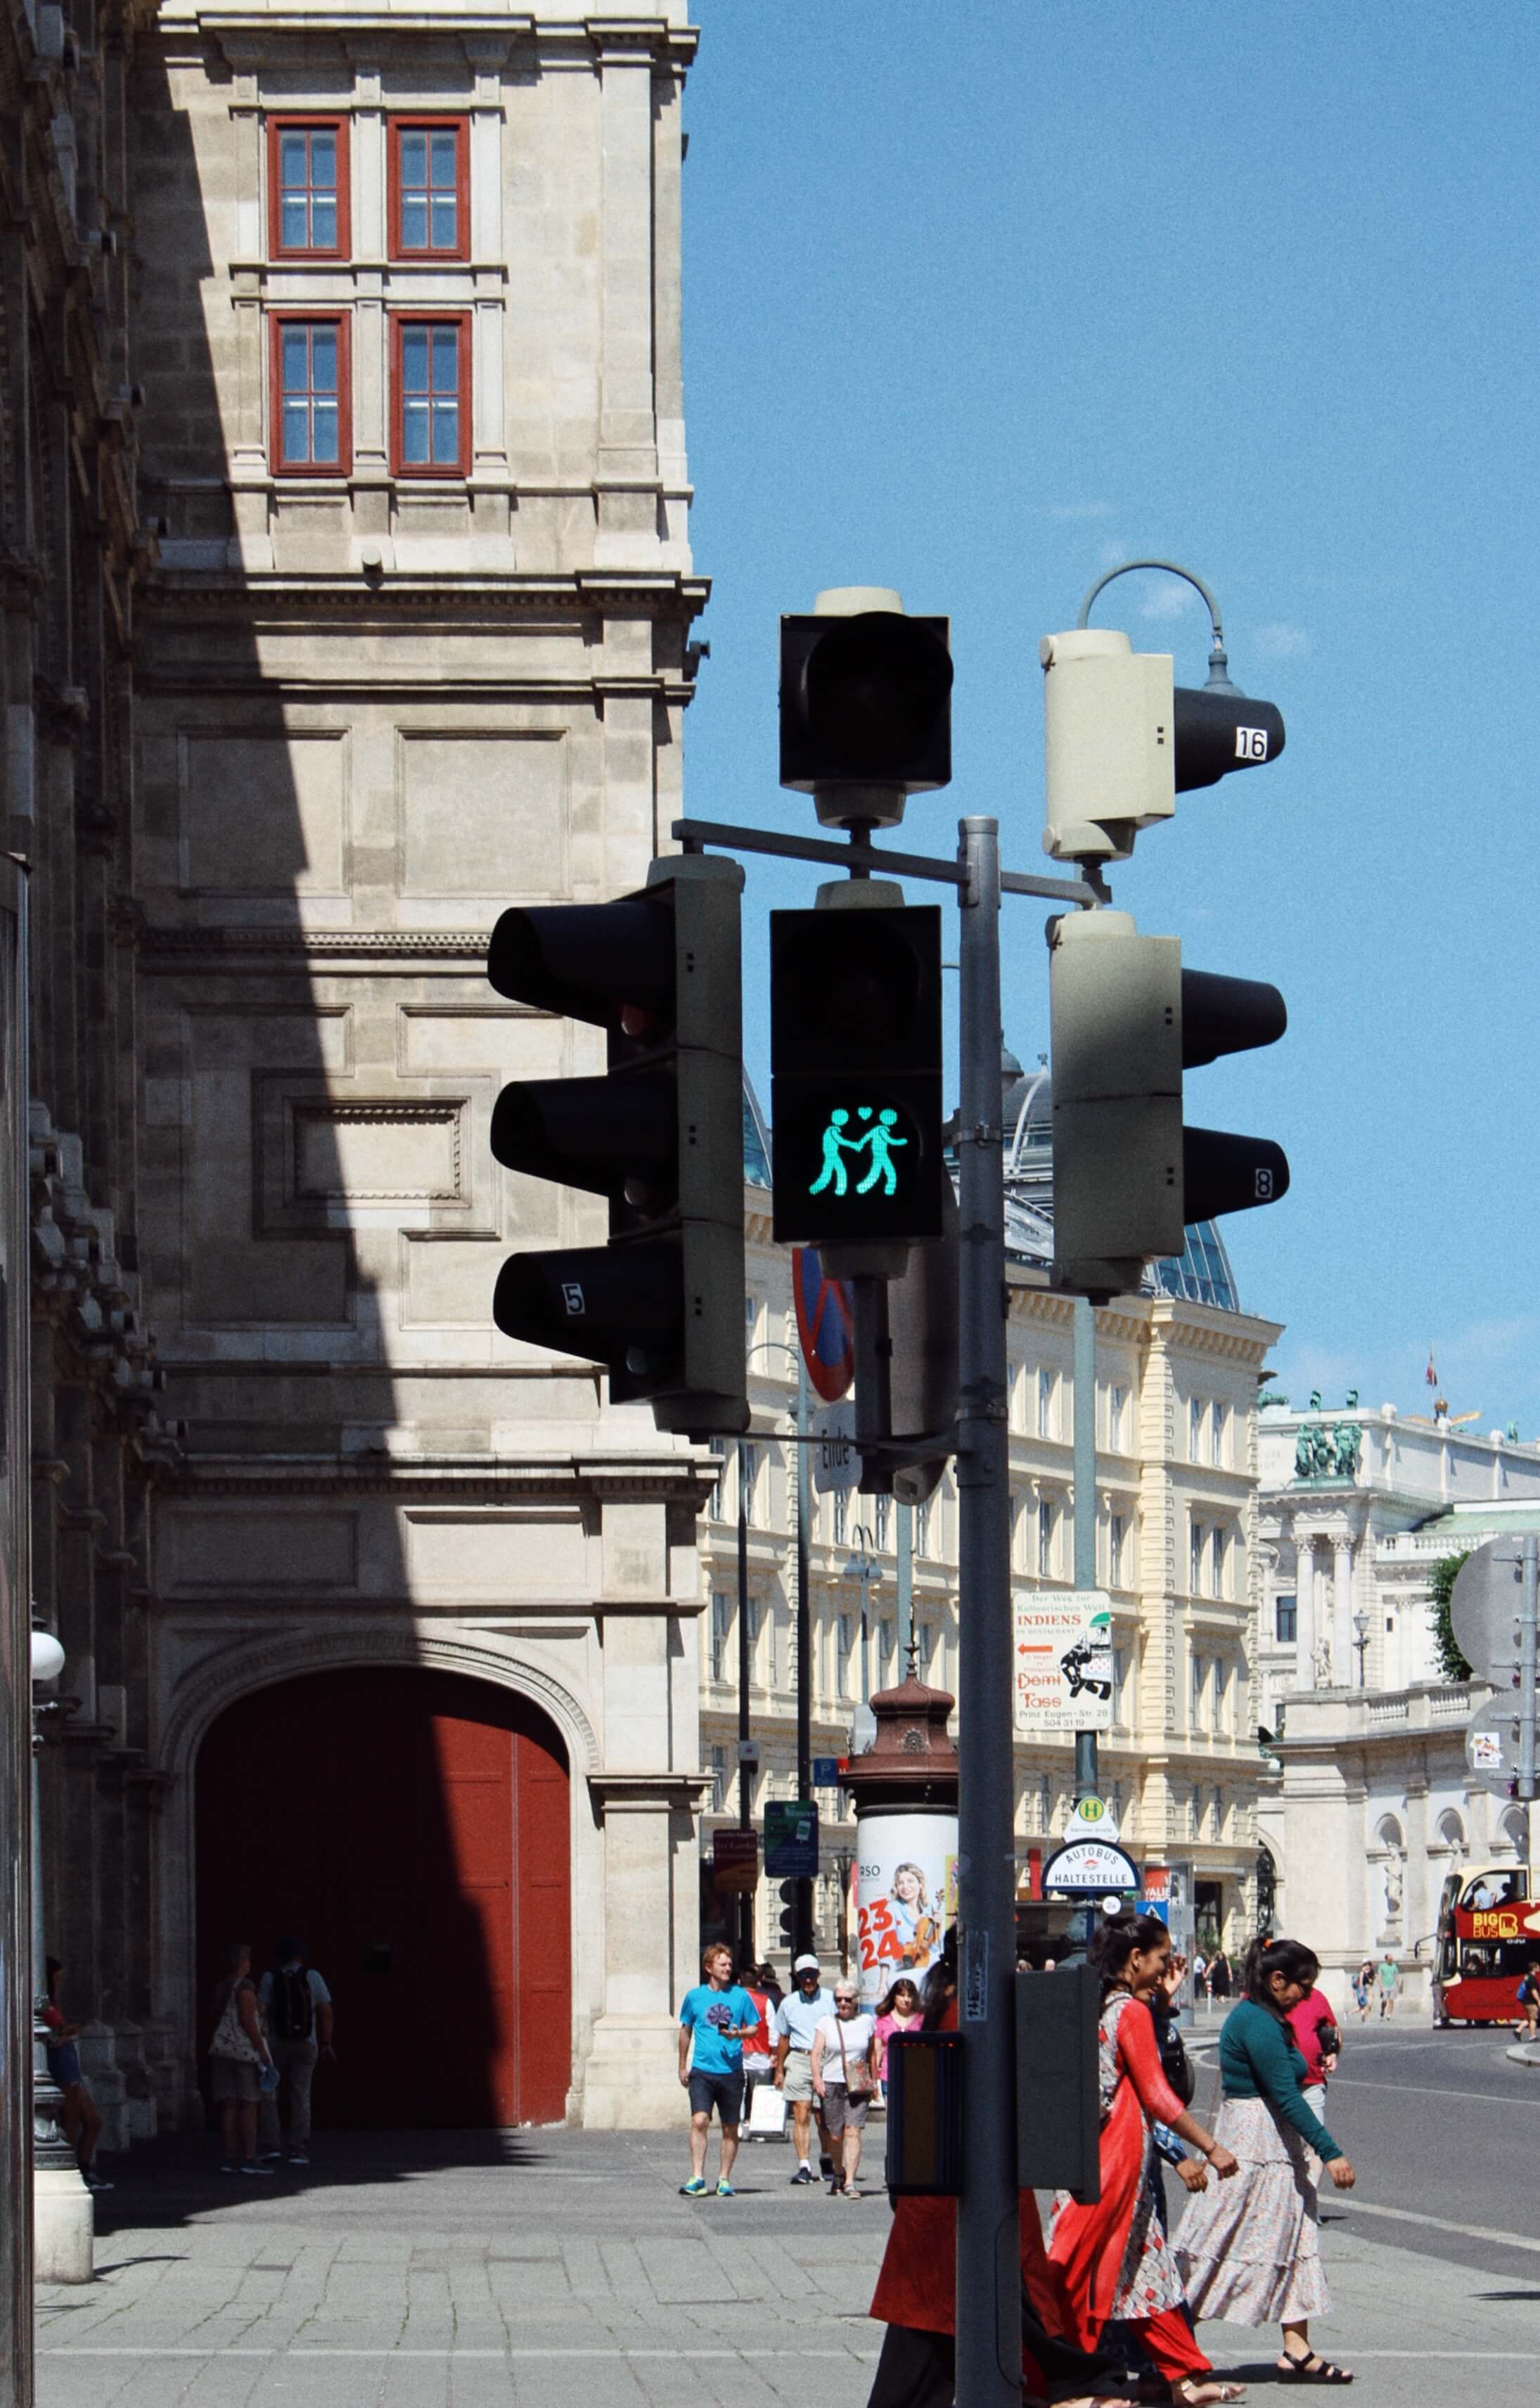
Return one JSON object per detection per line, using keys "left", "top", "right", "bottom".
{"left": 1235, "top": 726, "right": 1269, "bottom": 761}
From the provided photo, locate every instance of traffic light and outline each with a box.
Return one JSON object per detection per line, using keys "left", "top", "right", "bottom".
{"left": 778, "top": 1881, "right": 797, "bottom": 1945}
{"left": 1039, "top": 627, "right": 1285, "bottom": 864}
{"left": 769, "top": 902, "right": 944, "bottom": 1245}
{"left": 781, "top": 589, "right": 952, "bottom": 828}
{"left": 487, "top": 853, "right": 749, "bottom": 1437}
{"left": 1048, "top": 907, "right": 1289, "bottom": 1301}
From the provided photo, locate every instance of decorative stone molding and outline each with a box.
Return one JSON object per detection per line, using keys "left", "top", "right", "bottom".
{"left": 156, "top": 1622, "right": 602, "bottom": 1787}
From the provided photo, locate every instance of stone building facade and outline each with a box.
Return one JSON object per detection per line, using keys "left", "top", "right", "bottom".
{"left": 12, "top": 0, "right": 713, "bottom": 2142}
{"left": 700, "top": 1145, "right": 1281, "bottom": 1964}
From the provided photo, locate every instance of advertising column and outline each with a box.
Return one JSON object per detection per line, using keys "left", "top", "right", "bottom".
{"left": 840, "top": 1667, "right": 959, "bottom": 2010}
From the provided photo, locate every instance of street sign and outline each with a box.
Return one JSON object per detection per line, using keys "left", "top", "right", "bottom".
{"left": 764, "top": 1800, "right": 820, "bottom": 1878}
{"left": 811, "top": 1756, "right": 843, "bottom": 1787}
{"left": 1013, "top": 1592, "right": 1114, "bottom": 1733}
{"left": 812, "top": 1400, "right": 859, "bottom": 1494}
{"left": 712, "top": 1829, "right": 759, "bottom": 1891}
{"left": 1063, "top": 1794, "right": 1121, "bottom": 1845}
{"left": 793, "top": 1245, "right": 855, "bottom": 1402}
{"left": 1465, "top": 1697, "right": 1528, "bottom": 1801}
{"left": 1042, "top": 1838, "right": 1140, "bottom": 1896}
{"left": 1451, "top": 1539, "right": 1534, "bottom": 1684}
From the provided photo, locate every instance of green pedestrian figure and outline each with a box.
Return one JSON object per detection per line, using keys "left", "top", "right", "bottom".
{"left": 855, "top": 1108, "right": 906, "bottom": 1197}
{"left": 809, "top": 1108, "right": 856, "bottom": 1198}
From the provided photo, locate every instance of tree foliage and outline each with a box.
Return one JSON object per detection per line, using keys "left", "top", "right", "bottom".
{"left": 1427, "top": 1550, "right": 1473, "bottom": 1682}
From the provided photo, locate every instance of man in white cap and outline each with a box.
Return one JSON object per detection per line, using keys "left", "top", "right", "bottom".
{"left": 773, "top": 1954, "right": 837, "bottom": 2186}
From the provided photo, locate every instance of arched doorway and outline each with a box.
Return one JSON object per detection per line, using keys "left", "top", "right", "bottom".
{"left": 195, "top": 1667, "right": 571, "bottom": 2127}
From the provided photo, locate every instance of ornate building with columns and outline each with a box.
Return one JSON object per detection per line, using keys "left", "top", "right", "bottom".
{"left": 1257, "top": 1396, "right": 1540, "bottom": 1989}
{"left": 12, "top": 0, "right": 714, "bottom": 2144}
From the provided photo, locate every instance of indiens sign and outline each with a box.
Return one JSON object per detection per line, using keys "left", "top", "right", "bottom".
{"left": 1013, "top": 1591, "right": 1114, "bottom": 1733}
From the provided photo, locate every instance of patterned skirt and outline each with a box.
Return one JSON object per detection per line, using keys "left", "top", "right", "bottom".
{"left": 1172, "top": 2096, "right": 1330, "bottom": 2328}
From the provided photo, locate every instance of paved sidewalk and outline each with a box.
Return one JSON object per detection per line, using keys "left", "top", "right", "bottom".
{"left": 36, "top": 2126, "right": 1540, "bottom": 2407}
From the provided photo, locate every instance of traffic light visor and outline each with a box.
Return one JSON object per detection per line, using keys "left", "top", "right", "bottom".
{"left": 487, "top": 898, "right": 675, "bottom": 1027}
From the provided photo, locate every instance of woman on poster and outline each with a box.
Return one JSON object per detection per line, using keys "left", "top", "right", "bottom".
{"left": 1048, "top": 1912, "right": 1246, "bottom": 2406}
{"left": 889, "top": 1862, "right": 942, "bottom": 1971}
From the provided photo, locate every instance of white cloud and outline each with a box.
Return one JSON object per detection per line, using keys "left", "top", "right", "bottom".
{"left": 1249, "top": 620, "right": 1313, "bottom": 660}
{"left": 1137, "top": 582, "right": 1198, "bottom": 622}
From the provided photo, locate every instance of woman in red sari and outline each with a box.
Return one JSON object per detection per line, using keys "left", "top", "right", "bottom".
{"left": 1049, "top": 1913, "right": 1245, "bottom": 2407}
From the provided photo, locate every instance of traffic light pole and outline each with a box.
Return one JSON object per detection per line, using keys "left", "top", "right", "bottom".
{"left": 796, "top": 1352, "right": 814, "bottom": 1959}
{"left": 1072, "top": 1295, "right": 1099, "bottom": 1802}
{"left": 1520, "top": 1534, "right": 1537, "bottom": 1871}
{"left": 737, "top": 1447, "right": 753, "bottom": 1964}
{"left": 955, "top": 817, "right": 1022, "bottom": 2408}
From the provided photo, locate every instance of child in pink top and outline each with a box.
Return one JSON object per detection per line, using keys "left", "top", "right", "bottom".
{"left": 873, "top": 1975, "right": 922, "bottom": 2087}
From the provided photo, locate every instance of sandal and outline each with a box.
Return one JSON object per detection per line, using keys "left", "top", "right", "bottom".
{"left": 1172, "top": 2385, "right": 1246, "bottom": 2405}
{"left": 1277, "top": 2355, "right": 1352, "bottom": 2384}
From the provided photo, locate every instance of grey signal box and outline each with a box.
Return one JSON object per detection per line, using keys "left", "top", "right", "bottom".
{"left": 1015, "top": 1962, "right": 1101, "bottom": 2199}
{"left": 1049, "top": 909, "right": 1181, "bottom": 1300}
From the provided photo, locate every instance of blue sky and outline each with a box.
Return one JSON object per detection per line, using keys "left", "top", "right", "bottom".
{"left": 679, "top": 1, "right": 1540, "bottom": 1433}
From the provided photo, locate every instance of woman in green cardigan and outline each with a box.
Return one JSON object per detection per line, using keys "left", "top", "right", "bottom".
{"left": 1173, "top": 1936, "right": 1357, "bottom": 2384}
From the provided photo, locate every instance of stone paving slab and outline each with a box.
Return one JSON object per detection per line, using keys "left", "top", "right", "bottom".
{"left": 34, "top": 2126, "right": 1540, "bottom": 2407}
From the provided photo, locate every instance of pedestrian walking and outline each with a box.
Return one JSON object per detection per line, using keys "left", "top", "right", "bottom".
{"left": 41, "top": 1959, "right": 111, "bottom": 2192}
{"left": 757, "top": 1961, "right": 785, "bottom": 2011}
{"left": 1352, "top": 1961, "right": 1373, "bottom": 2025}
{"left": 676, "top": 1940, "right": 755, "bottom": 2197}
{"left": 811, "top": 1980, "right": 879, "bottom": 2196}
{"left": 1048, "top": 1911, "right": 1244, "bottom": 2405}
{"left": 873, "top": 1975, "right": 922, "bottom": 2094}
{"left": 1208, "top": 1950, "right": 1233, "bottom": 2003}
{"left": 774, "top": 1953, "right": 837, "bottom": 2186}
{"left": 737, "top": 1959, "right": 776, "bottom": 2131}
{"left": 208, "top": 1940, "right": 276, "bottom": 2177}
{"left": 1172, "top": 1935, "right": 1357, "bottom": 2384}
{"left": 1285, "top": 1986, "right": 1340, "bottom": 2098}
{"left": 1514, "top": 1959, "right": 1540, "bottom": 2041}
{"left": 868, "top": 1938, "right": 1127, "bottom": 2408}
{"left": 1191, "top": 1950, "right": 1208, "bottom": 2005}
{"left": 255, "top": 1937, "right": 335, "bottom": 2166}
{"left": 1375, "top": 1952, "right": 1399, "bottom": 2020}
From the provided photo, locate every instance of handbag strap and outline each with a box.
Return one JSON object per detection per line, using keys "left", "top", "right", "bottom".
{"left": 836, "top": 2017, "right": 849, "bottom": 2086}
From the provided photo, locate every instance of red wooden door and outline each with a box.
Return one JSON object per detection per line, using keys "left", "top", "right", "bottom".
{"left": 195, "top": 1669, "right": 570, "bottom": 2126}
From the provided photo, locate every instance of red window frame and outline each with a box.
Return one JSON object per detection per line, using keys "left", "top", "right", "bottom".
{"left": 267, "top": 117, "right": 351, "bottom": 260}
{"left": 387, "top": 116, "right": 470, "bottom": 262}
{"left": 390, "top": 312, "right": 471, "bottom": 479}
{"left": 269, "top": 312, "right": 352, "bottom": 478}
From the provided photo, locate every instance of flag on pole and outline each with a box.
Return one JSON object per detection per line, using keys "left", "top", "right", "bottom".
{"left": 1425, "top": 1351, "right": 1438, "bottom": 1388}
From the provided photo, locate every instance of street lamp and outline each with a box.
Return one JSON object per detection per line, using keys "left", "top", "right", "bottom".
{"left": 1352, "top": 1610, "right": 1370, "bottom": 1689}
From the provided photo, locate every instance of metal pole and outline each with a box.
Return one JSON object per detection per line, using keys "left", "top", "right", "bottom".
{"left": 955, "top": 816, "right": 1021, "bottom": 2407}
{"left": 1072, "top": 1295, "right": 1098, "bottom": 1802}
{"left": 897, "top": 1503, "right": 913, "bottom": 1670}
{"left": 737, "top": 1443, "right": 753, "bottom": 1964}
{"left": 795, "top": 1354, "right": 813, "bottom": 1959}
{"left": 1520, "top": 1535, "right": 1537, "bottom": 1871}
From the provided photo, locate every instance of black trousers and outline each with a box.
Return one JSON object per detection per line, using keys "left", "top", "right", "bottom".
{"left": 866, "top": 2305, "right": 1126, "bottom": 2408}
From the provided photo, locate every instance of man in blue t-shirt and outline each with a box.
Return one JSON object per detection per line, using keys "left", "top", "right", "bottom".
{"left": 676, "top": 1942, "right": 756, "bottom": 2197}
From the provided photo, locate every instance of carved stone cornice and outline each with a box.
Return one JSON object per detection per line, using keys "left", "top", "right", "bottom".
{"left": 165, "top": 1451, "right": 713, "bottom": 1505}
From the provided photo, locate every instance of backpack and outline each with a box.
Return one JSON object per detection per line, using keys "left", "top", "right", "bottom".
{"left": 269, "top": 1965, "right": 314, "bottom": 2042}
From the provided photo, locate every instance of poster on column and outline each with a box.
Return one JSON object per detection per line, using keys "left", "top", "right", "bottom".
{"left": 854, "top": 1812, "right": 958, "bottom": 2009}
{"left": 1013, "top": 1592, "right": 1114, "bottom": 1733}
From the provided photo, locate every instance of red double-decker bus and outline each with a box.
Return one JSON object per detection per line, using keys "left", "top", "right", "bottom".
{"left": 1432, "top": 1864, "right": 1540, "bottom": 2026}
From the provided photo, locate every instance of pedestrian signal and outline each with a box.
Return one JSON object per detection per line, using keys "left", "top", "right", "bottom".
{"left": 769, "top": 904, "right": 944, "bottom": 1245}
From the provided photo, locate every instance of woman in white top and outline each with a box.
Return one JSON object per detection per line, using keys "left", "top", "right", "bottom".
{"left": 810, "top": 1982, "right": 880, "bottom": 2198}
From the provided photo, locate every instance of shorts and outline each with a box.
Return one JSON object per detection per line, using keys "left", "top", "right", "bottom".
{"left": 210, "top": 2054, "right": 262, "bottom": 2106}
{"left": 46, "top": 2043, "right": 82, "bottom": 2089}
{"left": 687, "top": 2068, "right": 743, "bottom": 2125}
{"left": 781, "top": 2051, "right": 816, "bottom": 2103}
{"left": 821, "top": 2084, "right": 870, "bottom": 2133}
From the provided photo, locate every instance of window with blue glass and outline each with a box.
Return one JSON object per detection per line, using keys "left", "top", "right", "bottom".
{"left": 270, "top": 316, "right": 349, "bottom": 474}
{"left": 389, "top": 118, "right": 468, "bottom": 259}
{"left": 268, "top": 119, "right": 349, "bottom": 258}
{"left": 391, "top": 316, "right": 469, "bottom": 476}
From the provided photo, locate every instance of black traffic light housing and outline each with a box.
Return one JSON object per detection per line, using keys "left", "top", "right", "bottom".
{"left": 1172, "top": 685, "right": 1285, "bottom": 791}
{"left": 769, "top": 903, "right": 944, "bottom": 1247}
{"left": 1048, "top": 909, "right": 1289, "bottom": 1302}
{"left": 778, "top": 1881, "right": 797, "bottom": 1944}
{"left": 780, "top": 600, "right": 952, "bottom": 830}
{"left": 487, "top": 853, "right": 749, "bottom": 1437}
